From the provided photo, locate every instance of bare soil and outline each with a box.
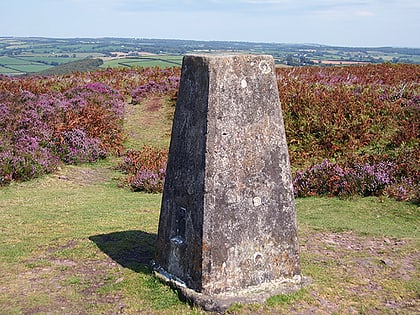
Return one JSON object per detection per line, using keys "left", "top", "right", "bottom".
{"left": 6, "top": 239, "right": 126, "bottom": 315}
{"left": 54, "top": 165, "right": 115, "bottom": 186}
{"left": 294, "top": 229, "right": 419, "bottom": 314}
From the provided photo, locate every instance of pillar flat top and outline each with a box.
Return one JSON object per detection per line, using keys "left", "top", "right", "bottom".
{"left": 184, "top": 53, "right": 273, "bottom": 59}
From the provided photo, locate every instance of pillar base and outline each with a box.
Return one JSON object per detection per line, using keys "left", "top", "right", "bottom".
{"left": 152, "top": 261, "right": 309, "bottom": 313}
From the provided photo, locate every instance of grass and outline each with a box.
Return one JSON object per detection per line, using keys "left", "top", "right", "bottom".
{"left": 0, "top": 162, "right": 210, "bottom": 314}
{"left": 296, "top": 196, "right": 419, "bottom": 238}
{"left": 0, "top": 165, "right": 418, "bottom": 314}
{"left": 102, "top": 55, "right": 183, "bottom": 69}
{"left": 123, "top": 96, "right": 175, "bottom": 149}
{"left": 0, "top": 56, "right": 52, "bottom": 74}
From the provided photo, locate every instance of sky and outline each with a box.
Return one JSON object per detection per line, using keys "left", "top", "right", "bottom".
{"left": 3, "top": 0, "right": 420, "bottom": 48}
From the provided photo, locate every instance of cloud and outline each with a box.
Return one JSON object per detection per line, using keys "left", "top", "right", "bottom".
{"left": 114, "top": 0, "right": 369, "bottom": 15}
{"left": 356, "top": 10, "right": 376, "bottom": 17}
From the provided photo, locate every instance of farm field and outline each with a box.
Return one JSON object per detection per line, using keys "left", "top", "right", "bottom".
{"left": 0, "top": 56, "right": 52, "bottom": 75}
{"left": 0, "top": 53, "right": 182, "bottom": 75}
{"left": 1, "top": 37, "right": 420, "bottom": 75}
{"left": 0, "top": 55, "right": 93, "bottom": 75}
{"left": 0, "top": 63, "right": 419, "bottom": 313}
{"left": 101, "top": 55, "right": 183, "bottom": 68}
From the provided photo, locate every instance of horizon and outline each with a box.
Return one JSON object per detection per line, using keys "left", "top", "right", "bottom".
{"left": 2, "top": 35, "right": 419, "bottom": 50}
{"left": 3, "top": 1, "right": 420, "bottom": 49}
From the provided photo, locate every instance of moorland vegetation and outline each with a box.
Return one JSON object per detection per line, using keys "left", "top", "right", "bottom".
{"left": 0, "top": 62, "right": 419, "bottom": 314}
{"left": 0, "top": 63, "right": 419, "bottom": 202}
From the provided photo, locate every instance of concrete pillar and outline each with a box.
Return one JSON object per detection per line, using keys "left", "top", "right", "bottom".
{"left": 153, "top": 54, "right": 303, "bottom": 312}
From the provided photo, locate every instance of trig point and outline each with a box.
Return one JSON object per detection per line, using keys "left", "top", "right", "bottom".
{"left": 153, "top": 54, "right": 303, "bottom": 312}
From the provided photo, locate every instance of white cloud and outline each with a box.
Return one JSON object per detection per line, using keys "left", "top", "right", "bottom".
{"left": 356, "top": 10, "right": 376, "bottom": 17}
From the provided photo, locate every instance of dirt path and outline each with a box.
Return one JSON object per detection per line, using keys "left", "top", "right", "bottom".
{"left": 123, "top": 96, "right": 173, "bottom": 149}
{"left": 53, "top": 165, "right": 116, "bottom": 186}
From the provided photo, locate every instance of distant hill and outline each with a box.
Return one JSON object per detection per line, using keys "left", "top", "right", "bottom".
{"left": 34, "top": 58, "right": 103, "bottom": 76}
{"left": 1, "top": 37, "right": 419, "bottom": 76}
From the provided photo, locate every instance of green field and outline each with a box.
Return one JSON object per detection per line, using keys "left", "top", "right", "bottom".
{"left": 0, "top": 57, "right": 47, "bottom": 74}
{"left": 102, "top": 55, "right": 183, "bottom": 68}
{"left": 0, "top": 65, "right": 20, "bottom": 75}
{"left": 0, "top": 50, "right": 106, "bottom": 75}
{"left": 2, "top": 37, "right": 419, "bottom": 75}
{"left": 0, "top": 54, "right": 183, "bottom": 75}
{"left": 0, "top": 55, "right": 79, "bottom": 75}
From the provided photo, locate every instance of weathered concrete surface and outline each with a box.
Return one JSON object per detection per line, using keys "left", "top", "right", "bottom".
{"left": 154, "top": 54, "right": 302, "bottom": 311}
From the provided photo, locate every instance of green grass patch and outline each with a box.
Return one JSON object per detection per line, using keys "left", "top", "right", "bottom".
{"left": 296, "top": 197, "right": 419, "bottom": 238}
{"left": 0, "top": 162, "right": 418, "bottom": 313}
{"left": 0, "top": 65, "right": 21, "bottom": 74}
{"left": 0, "top": 56, "right": 52, "bottom": 73}
{"left": 6, "top": 64, "right": 51, "bottom": 72}
{"left": 0, "top": 56, "right": 30, "bottom": 65}
{"left": 18, "top": 56, "right": 82, "bottom": 65}
{"left": 103, "top": 55, "right": 183, "bottom": 69}
{"left": 266, "top": 288, "right": 310, "bottom": 306}
{"left": 123, "top": 97, "right": 175, "bottom": 150}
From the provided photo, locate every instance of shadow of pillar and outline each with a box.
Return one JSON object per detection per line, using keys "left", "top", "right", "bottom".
{"left": 89, "top": 230, "right": 156, "bottom": 274}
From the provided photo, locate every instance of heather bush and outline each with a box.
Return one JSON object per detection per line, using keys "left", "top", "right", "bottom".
{"left": 277, "top": 63, "right": 419, "bottom": 201}
{"left": 58, "top": 83, "right": 126, "bottom": 155}
{"left": 117, "top": 64, "right": 419, "bottom": 200}
{"left": 277, "top": 64, "right": 420, "bottom": 171}
{"left": 0, "top": 67, "right": 181, "bottom": 185}
{"left": 1, "top": 64, "right": 418, "bottom": 202}
{"left": 118, "top": 146, "right": 168, "bottom": 193}
{"left": 293, "top": 159, "right": 419, "bottom": 202}
{"left": 0, "top": 138, "right": 58, "bottom": 185}
{"left": 131, "top": 75, "right": 180, "bottom": 105}
{"left": 130, "top": 168, "right": 166, "bottom": 193}
{"left": 350, "top": 161, "right": 395, "bottom": 196}
{"left": 0, "top": 79, "right": 125, "bottom": 185}
{"left": 0, "top": 91, "right": 59, "bottom": 184}
{"left": 53, "top": 128, "right": 106, "bottom": 164}
{"left": 385, "top": 177, "right": 420, "bottom": 202}
{"left": 293, "top": 160, "right": 352, "bottom": 197}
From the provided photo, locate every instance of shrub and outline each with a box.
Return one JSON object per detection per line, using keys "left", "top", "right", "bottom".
{"left": 131, "top": 75, "right": 180, "bottom": 105}
{"left": 277, "top": 63, "right": 420, "bottom": 171}
{"left": 293, "top": 159, "right": 419, "bottom": 202}
{"left": 0, "top": 139, "right": 58, "bottom": 185}
{"left": 0, "top": 91, "right": 59, "bottom": 184}
{"left": 130, "top": 168, "right": 166, "bottom": 193}
{"left": 350, "top": 161, "right": 395, "bottom": 196}
{"left": 53, "top": 128, "right": 106, "bottom": 164}
{"left": 118, "top": 146, "right": 168, "bottom": 193}
{"left": 0, "top": 78, "right": 125, "bottom": 184}
{"left": 58, "top": 83, "right": 125, "bottom": 155}
{"left": 293, "top": 160, "right": 352, "bottom": 197}
{"left": 1, "top": 64, "right": 418, "bottom": 202}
